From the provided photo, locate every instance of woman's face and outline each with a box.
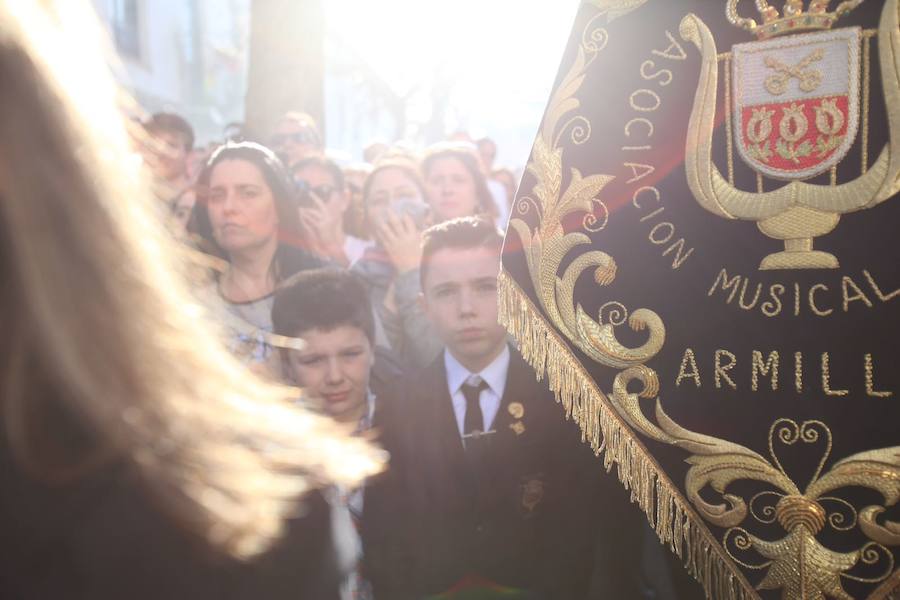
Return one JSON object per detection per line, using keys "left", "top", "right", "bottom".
{"left": 424, "top": 156, "right": 478, "bottom": 223}
{"left": 365, "top": 167, "right": 427, "bottom": 229}
{"left": 206, "top": 159, "right": 280, "bottom": 256}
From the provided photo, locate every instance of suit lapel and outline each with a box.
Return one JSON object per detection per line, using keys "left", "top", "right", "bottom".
{"left": 493, "top": 348, "right": 530, "bottom": 446}
{"left": 426, "top": 348, "right": 537, "bottom": 511}
{"left": 478, "top": 348, "right": 533, "bottom": 504}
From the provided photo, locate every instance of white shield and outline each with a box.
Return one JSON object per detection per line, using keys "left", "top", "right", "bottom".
{"left": 732, "top": 27, "right": 861, "bottom": 181}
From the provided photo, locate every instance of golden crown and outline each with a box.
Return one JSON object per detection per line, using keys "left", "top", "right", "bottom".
{"left": 727, "top": 0, "right": 864, "bottom": 39}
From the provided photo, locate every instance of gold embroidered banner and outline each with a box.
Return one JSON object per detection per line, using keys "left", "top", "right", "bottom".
{"left": 499, "top": 1, "right": 900, "bottom": 598}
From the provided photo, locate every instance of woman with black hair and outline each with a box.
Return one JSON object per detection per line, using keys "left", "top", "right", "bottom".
{"left": 191, "top": 142, "right": 327, "bottom": 375}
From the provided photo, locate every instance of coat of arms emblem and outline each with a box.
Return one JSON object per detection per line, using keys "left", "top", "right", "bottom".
{"left": 683, "top": 0, "right": 900, "bottom": 270}
{"left": 732, "top": 28, "right": 860, "bottom": 180}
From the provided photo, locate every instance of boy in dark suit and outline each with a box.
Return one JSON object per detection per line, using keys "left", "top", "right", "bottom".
{"left": 364, "top": 217, "right": 644, "bottom": 599}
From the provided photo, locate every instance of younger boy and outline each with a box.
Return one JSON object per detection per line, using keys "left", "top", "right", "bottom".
{"left": 272, "top": 268, "right": 402, "bottom": 600}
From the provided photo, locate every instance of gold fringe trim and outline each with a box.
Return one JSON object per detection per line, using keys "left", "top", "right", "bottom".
{"left": 498, "top": 269, "right": 759, "bottom": 600}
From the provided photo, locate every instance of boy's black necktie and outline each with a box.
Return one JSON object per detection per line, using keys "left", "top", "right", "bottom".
{"left": 462, "top": 378, "right": 489, "bottom": 436}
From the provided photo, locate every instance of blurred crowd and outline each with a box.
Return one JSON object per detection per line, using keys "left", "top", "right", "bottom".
{"left": 141, "top": 110, "right": 520, "bottom": 378}
{"left": 133, "top": 110, "right": 697, "bottom": 600}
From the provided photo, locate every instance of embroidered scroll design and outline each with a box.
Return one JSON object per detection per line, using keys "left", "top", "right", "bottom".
{"left": 609, "top": 369, "right": 900, "bottom": 599}
{"left": 583, "top": 0, "right": 652, "bottom": 23}
{"left": 507, "top": 7, "right": 665, "bottom": 380}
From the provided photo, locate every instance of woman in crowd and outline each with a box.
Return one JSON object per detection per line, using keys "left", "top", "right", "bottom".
{"left": 0, "top": 2, "right": 381, "bottom": 598}
{"left": 421, "top": 142, "right": 497, "bottom": 225}
{"left": 190, "top": 142, "right": 326, "bottom": 375}
{"left": 291, "top": 156, "right": 373, "bottom": 267}
{"left": 352, "top": 158, "right": 443, "bottom": 368}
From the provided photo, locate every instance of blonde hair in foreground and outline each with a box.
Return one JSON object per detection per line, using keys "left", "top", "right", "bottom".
{"left": 0, "top": 0, "right": 383, "bottom": 559}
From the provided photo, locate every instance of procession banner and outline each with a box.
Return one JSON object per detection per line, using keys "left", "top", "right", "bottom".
{"left": 499, "top": 1, "right": 900, "bottom": 598}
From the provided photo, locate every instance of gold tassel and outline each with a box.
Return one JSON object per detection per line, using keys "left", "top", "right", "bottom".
{"left": 498, "top": 269, "right": 755, "bottom": 600}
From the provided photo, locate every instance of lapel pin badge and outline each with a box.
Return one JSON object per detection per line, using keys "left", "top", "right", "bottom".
{"left": 508, "top": 402, "right": 525, "bottom": 419}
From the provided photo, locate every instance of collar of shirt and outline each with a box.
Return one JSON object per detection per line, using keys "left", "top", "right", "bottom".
{"left": 444, "top": 344, "right": 510, "bottom": 398}
{"left": 355, "top": 389, "right": 376, "bottom": 435}
{"left": 444, "top": 345, "right": 511, "bottom": 436}
{"left": 326, "top": 389, "right": 375, "bottom": 541}
{"left": 343, "top": 235, "right": 375, "bottom": 267}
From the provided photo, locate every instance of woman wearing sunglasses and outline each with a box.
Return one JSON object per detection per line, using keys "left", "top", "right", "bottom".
{"left": 269, "top": 111, "right": 323, "bottom": 168}
{"left": 291, "top": 156, "right": 373, "bottom": 267}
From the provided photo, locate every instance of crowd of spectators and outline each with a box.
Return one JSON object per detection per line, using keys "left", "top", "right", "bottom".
{"left": 137, "top": 110, "right": 661, "bottom": 600}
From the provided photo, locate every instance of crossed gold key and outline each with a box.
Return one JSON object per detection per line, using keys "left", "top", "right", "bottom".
{"left": 764, "top": 47, "right": 825, "bottom": 95}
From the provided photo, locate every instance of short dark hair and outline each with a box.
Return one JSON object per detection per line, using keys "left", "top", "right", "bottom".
{"left": 272, "top": 268, "right": 375, "bottom": 344}
{"left": 420, "top": 216, "right": 503, "bottom": 288}
{"left": 145, "top": 112, "right": 194, "bottom": 151}
{"left": 291, "top": 155, "right": 345, "bottom": 191}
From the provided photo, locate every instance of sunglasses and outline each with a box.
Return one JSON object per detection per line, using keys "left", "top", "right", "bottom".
{"left": 294, "top": 179, "right": 337, "bottom": 202}
{"left": 271, "top": 131, "right": 318, "bottom": 146}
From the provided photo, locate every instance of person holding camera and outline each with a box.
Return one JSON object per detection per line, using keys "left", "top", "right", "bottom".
{"left": 351, "top": 158, "right": 443, "bottom": 370}
{"left": 292, "top": 156, "right": 372, "bottom": 267}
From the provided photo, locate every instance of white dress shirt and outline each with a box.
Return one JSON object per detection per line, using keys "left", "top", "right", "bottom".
{"left": 326, "top": 391, "right": 376, "bottom": 600}
{"left": 444, "top": 345, "right": 511, "bottom": 438}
